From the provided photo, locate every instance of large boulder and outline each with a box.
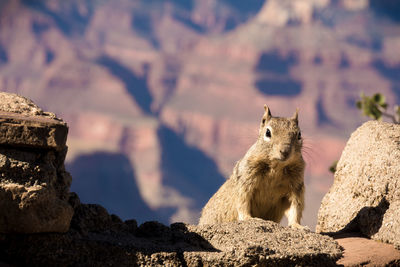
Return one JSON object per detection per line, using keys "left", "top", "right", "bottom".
{"left": 316, "top": 120, "right": 400, "bottom": 248}
{"left": 0, "top": 92, "right": 73, "bottom": 233}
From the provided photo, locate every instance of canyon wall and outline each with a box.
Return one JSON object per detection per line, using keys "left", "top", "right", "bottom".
{"left": 0, "top": 0, "right": 399, "bottom": 227}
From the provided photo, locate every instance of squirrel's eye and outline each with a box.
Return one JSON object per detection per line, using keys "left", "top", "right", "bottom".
{"left": 266, "top": 128, "right": 271, "bottom": 138}
{"left": 297, "top": 131, "right": 302, "bottom": 140}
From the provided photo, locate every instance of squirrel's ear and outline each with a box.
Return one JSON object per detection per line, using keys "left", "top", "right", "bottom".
{"left": 292, "top": 108, "right": 299, "bottom": 124}
{"left": 264, "top": 105, "right": 272, "bottom": 118}
{"left": 263, "top": 105, "right": 272, "bottom": 124}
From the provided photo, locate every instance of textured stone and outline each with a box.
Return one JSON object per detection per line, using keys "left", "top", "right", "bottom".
{"left": 0, "top": 92, "right": 73, "bottom": 233}
{"left": 0, "top": 93, "right": 67, "bottom": 150}
{"left": 0, "top": 111, "right": 68, "bottom": 150}
{"left": 185, "top": 219, "right": 342, "bottom": 266}
{"left": 317, "top": 121, "right": 400, "bottom": 248}
{"left": 0, "top": 201, "right": 342, "bottom": 266}
{"left": 0, "top": 93, "right": 49, "bottom": 116}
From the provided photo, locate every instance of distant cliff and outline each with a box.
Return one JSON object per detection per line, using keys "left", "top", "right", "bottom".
{"left": 0, "top": 0, "right": 400, "bottom": 228}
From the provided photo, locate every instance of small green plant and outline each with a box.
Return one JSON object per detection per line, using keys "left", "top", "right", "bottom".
{"left": 356, "top": 92, "right": 400, "bottom": 123}
{"left": 329, "top": 160, "right": 338, "bottom": 174}
{"left": 329, "top": 92, "right": 399, "bottom": 174}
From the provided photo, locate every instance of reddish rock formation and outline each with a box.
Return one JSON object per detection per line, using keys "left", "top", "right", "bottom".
{"left": 0, "top": 0, "right": 399, "bottom": 228}
{"left": 334, "top": 233, "right": 400, "bottom": 266}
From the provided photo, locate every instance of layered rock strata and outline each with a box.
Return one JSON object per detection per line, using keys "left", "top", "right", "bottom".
{"left": 0, "top": 92, "right": 73, "bottom": 233}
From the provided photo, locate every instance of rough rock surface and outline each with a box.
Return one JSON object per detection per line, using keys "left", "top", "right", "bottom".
{"left": 0, "top": 93, "right": 50, "bottom": 117}
{"left": 0, "top": 93, "right": 67, "bottom": 150}
{"left": 317, "top": 121, "right": 400, "bottom": 248}
{"left": 0, "top": 92, "right": 73, "bottom": 233}
{"left": 186, "top": 220, "right": 342, "bottom": 266}
{"left": 0, "top": 194, "right": 342, "bottom": 266}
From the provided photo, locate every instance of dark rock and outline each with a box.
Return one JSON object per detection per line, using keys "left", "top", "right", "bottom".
{"left": 125, "top": 219, "right": 138, "bottom": 234}
{"left": 71, "top": 204, "right": 120, "bottom": 234}
{"left": 136, "top": 221, "right": 171, "bottom": 238}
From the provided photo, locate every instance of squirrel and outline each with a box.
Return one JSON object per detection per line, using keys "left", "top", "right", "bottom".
{"left": 199, "top": 105, "right": 305, "bottom": 229}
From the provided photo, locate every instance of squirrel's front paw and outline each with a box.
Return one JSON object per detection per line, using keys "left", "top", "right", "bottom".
{"left": 238, "top": 212, "right": 252, "bottom": 221}
{"left": 289, "top": 223, "right": 310, "bottom": 232}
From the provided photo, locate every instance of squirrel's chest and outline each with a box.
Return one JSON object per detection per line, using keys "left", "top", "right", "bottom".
{"left": 253, "top": 168, "right": 293, "bottom": 202}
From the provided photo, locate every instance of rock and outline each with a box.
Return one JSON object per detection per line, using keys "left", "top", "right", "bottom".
{"left": 70, "top": 202, "right": 128, "bottom": 235}
{"left": 0, "top": 93, "right": 67, "bottom": 150}
{"left": 0, "top": 202, "right": 342, "bottom": 266}
{"left": 0, "top": 92, "right": 73, "bottom": 233}
{"left": 333, "top": 233, "right": 400, "bottom": 266}
{"left": 0, "top": 93, "right": 49, "bottom": 117}
{"left": 316, "top": 121, "right": 400, "bottom": 248}
{"left": 185, "top": 219, "right": 342, "bottom": 266}
{"left": 0, "top": 111, "right": 68, "bottom": 150}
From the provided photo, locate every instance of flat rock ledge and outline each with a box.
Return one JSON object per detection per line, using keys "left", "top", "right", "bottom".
{"left": 0, "top": 92, "right": 67, "bottom": 150}
{"left": 0, "top": 195, "right": 342, "bottom": 266}
{"left": 0, "top": 111, "right": 67, "bottom": 150}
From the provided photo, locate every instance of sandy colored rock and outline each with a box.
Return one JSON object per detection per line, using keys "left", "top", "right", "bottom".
{"left": 317, "top": 121, "right": 400, "bottom": 248}
{"left": 185, "top": 219, "right": 342, "bottom": 266}
{"left": 0, "top": 93, "right": 67, "bottom": 150}
{"left": 0, "top": 201, "right": 342, "bottom": 266}
{"left": 0, "top": 92, "right": 73, "bottom": 233}
{"left": 0, "top": 93, "right": 48, "bottom": 116}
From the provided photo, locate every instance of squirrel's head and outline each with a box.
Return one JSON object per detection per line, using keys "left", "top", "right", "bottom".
{"left": 258, "top": 105, "right": 302, "bottom": 162}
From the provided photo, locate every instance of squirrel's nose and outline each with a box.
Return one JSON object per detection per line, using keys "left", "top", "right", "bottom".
{"left": 280, "top": 145, "right": 291, "bottom": 160}
{"left": 280, "top": 149, "right": 289, "bottom": 158}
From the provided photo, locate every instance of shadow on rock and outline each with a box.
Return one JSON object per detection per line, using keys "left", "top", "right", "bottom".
{"left": 0, "top": 200, "right": 218, "bottom": 267}
{"left": 321, "top": 197, "right": 390, "bottom": 238}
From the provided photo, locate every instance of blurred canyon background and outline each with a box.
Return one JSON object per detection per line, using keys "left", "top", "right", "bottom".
{"left": 0, "top": 0, "right": 399, "bottom": 229}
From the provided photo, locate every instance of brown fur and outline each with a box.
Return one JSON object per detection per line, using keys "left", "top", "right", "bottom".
{"left": 199, "top": 105, "right": 305, "bottom": 228}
